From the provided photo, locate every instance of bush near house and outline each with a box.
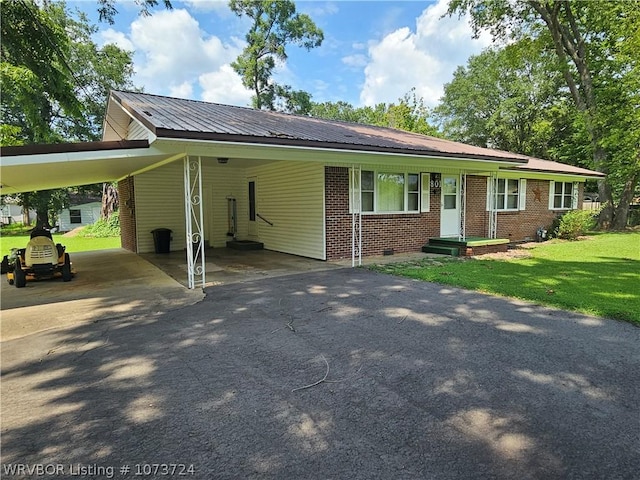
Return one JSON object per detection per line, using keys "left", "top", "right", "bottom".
{"left": 553, "top": 209, "right": 599, "bottom": 240}
{"left": 78, "top": 212, "right": 120, "bottom": 238}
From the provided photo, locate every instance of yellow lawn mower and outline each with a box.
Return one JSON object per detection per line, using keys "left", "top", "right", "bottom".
{"left": 1, "top": 229, "right": 74, "bottom": 288}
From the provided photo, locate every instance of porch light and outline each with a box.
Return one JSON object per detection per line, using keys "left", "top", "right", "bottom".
{"left": 217, "top": 157, "right": 229, "bottom": 164}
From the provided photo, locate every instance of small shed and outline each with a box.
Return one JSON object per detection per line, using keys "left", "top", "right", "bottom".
{"left": 58, "top": 202, "right": 102, "bottom": 232}
{"left": 0, "top": 203, "right": 35, "bottom": 225}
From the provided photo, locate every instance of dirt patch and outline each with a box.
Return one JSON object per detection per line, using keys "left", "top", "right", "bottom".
{"left": 62, "top": 226, "right": 85, "bottom": 237}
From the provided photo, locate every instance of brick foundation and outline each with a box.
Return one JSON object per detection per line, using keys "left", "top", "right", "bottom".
{"left": 460, "top": 244, "right": 509, "bottom": 256}
{"left": 118, "top": 177, "right": 137, "bottom": 252}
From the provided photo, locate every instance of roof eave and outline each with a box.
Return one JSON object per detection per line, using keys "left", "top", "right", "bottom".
{"left": 504, "top": 166, "right": 605, "bottom": 179}
{"left": 155, "top": 128, "right": 528, "bottom": 165}
{"left": 0, "top": 140, "right": 149, "bottom": 157}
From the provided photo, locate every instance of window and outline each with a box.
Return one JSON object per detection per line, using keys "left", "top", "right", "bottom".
{"left": 550, "top": 181, "right": 578, "bottom": 210}
{"left": 70, "top": 209, "right": 82, "bottom": 224}
{"left": 353, "top": 170, "right": 421, "bottom": 213}
{"left": 498, "top": 179, "right": 519, "bottom": 210}
{"left": 487, "top": 178, "right": 527, "bottom": 211}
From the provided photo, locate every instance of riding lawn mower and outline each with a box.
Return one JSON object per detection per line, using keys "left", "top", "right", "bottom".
{"left": 1, "top": 229, "right": 74, "bottom": 288}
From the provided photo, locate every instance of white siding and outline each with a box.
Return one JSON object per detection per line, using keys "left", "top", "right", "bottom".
{"left": 246, "top": 161, "right": 325, "bottom": 260}
{"left": 133, "top": 159, "right": 325, "bottom": 259}
{"left": 135, "top": 162, "right": 186, "bottom": 253}
{"left": 58, "top": 202, "right": 101, "bottom": 231}
{"left": 127, "top": 119, "right": 152, "bottom": 140}
{"left": 201, "top": 162, "right": 247, "bottom": 247}
{"left": 135, "top": 160, "right": 248, "bottom": 252}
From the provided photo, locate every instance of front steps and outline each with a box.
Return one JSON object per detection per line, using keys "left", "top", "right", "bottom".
{"left": 422, "top": 237, "right": 510, "bottom": 257}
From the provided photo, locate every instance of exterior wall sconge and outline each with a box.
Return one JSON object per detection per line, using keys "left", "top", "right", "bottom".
{"left": 217, "top": 157, "right": 229, "bottom": 164}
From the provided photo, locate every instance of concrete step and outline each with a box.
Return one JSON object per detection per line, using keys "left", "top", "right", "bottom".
{"left": 421, "top": 245, "right": 459, "bottom": 256}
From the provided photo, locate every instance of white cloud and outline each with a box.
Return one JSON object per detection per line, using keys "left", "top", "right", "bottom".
{"left": 98, "top": 28, "right": 134, "bottom": 51}
{"left": 169, "top": 81, "right": 194, "bottom": 99}
{"left": 98, "top": 8, "right": 250, "bottom": 104}
{"left": 342, "top": 54, "right": 368, "bottom": 69}
{"left": 199, "top": 65, "right": 252, "bottom": 106}
{"left": 359, "top": 0, "right": 492, "bottom": 108}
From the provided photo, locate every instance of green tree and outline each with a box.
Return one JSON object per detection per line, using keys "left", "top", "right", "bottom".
{"left": 310, "top": 89, "right": 440, "bottom": 137}
{"left": 1, "top": 1, "right": 137, "bottom": 227}
{"left": 434, "top": 41, "right": 570, "bottom": 159}
{"left": 97, "top": 0, "right": 172, "bottom": 24}
{"left": 229, "top": 0, "right": 323, "bottom": 111}
{"left": 447, "top": 0, "right": 640, "bottom": 229}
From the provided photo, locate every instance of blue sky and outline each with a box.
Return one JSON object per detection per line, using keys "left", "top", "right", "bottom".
{"left": 72, "top": 0, "right": 492, "bottom": 108}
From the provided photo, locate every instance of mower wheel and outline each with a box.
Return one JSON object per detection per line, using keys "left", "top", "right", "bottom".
{"left": 1, "top": 255, "right": 9, "bottom": 274}
{"left": 14, "top": 261, "right": 26, "bottom": 288}
{"left": 62, "top": 253, "right": 72, "bottom": 282}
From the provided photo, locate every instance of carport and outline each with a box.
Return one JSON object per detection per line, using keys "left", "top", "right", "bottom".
{"left": 0, "top": 140, "right": 215, "bottom": 289}
{"left": 0, "top": 249, "right": 204, "bottom": 341}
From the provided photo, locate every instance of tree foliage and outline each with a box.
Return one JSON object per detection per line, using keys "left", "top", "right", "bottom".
{"left": 229, "top": 0, "right": 323, "bottom": 112}
{"left": 447, "top": 0, "right": 640, "bottom": 229}
{"left": 96, "top": 0, "right": 172, "bottom": 24}
{"left": 434, "top": 41, "right": 570, "bottom": 159}
{"left": 310, "top": 89, "right": 440, "bottom": 137}
{"left": 1, "top": 1, "right": 137, "bottom": 227}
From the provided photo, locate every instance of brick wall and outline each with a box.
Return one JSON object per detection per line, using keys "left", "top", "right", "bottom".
{"left": 325, "top": 169, "right": 585, "bottom": 258}
{"left": 496, "top": 179, "right": 570, "bottom": 242}
{"left": 465, "top": 175, "right": 490, "bottom": 237}
{"left": 465, "top": 176, "right": 588, "bottom": 243}
{"left": 118, "top": 176, "right": 137, "bottom": 252}
{"left": 325, "top": 167, "right": 440, "bottom": 260}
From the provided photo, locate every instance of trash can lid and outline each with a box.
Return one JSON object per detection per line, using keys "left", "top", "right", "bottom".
{"left": 151, "top": 228, "right": 172, "bottom": 233}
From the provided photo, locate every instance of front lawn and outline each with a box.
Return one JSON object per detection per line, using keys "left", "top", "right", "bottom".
{"left": 369, "top": 232, "right": 640, "bottom": 324}
{"left": 0, "top": 234, "right": 120, "bottom": 256}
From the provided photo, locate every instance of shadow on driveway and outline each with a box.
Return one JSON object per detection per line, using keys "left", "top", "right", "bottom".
{"left": 1, "top": 268, "right": 638, "bottom": 479}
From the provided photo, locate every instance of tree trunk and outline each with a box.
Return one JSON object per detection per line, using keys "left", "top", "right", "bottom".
{"left": 611, "top": 172, "right": 639, "bottom": 230}
{"left": 597, "top": 180, "right": 614, "bottom": 230}
{"left": 22, "top": 204, "right": 31, "bottom": 225}
{"left": 101, "top": 183, "right": 119, "bottom": 219}
{"left": 35, "top": 209, "right": 51, "bottom": 229}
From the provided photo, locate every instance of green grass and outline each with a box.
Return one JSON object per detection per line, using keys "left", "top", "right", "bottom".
{"left": 369, "top": 232, "right": 640, "bottom": 324}
{"left": 0, "top": 234, "right": 120, "bottom": 256}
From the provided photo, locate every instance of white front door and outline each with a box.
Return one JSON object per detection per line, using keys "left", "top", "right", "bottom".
{"left": 440, "top": 175, "right": 460, "bottom": 237}
{"left": 248, "top": 177, "right": 258, "bottom": 238}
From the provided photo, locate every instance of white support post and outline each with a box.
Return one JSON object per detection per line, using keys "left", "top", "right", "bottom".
{"left": 459, "top": 173, "right": 466, "bottom": 241}
{"left": 350, "top": 165, "right": 362, "bottom": 267}
{"left": 183, "top": 156, "right": 206, "bottom": 289}
{"left": 488, "top": 172, "right": 498, "bottom": 239}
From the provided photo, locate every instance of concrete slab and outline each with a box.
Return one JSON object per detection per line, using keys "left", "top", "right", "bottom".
{"left": 1, "top": 268, "right": 638, "bottom": 479}
{"left": 0, "top": 249, "right": 203, "bottom": 341}
{"left": 141, "top": 248, "right": 436, "bottom": 288}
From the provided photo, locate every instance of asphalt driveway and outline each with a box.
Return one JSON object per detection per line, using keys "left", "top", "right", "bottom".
{"left": 1, "top": 268, "right": 638, "bottom": 479}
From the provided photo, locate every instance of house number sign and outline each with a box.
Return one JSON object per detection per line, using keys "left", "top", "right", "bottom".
{"left": 430, "top": 173, "right": 441, "bottom": 193}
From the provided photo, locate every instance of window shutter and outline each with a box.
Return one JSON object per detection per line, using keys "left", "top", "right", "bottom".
{"left": 349, "top": 168, "right": 361, "bottom": 214}
{"left": 486, "top": 177, "right": 494, "bottom": 211}
{"left": 519, "top": 179, "right": 527, "bottom": 211}
{"left": 572, "top": 181, "right": 579, "bottom": 209}
{"left": 548, "top": 181, "right": 555, "bottom": 209}
{"left": 421, "top": 173, "right": 430, "bottom": 212}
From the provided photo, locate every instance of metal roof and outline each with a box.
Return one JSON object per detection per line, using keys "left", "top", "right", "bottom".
{"left": 110, "top": 90, "right": 533, "bottom": 164}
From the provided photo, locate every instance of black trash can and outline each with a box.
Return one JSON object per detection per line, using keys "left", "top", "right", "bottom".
{"left": 151, "top": 228, "right": 172, "bottom": 254}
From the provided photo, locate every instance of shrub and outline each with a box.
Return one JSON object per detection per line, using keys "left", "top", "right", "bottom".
{"left": 555, "top": 209, "right": 598, "bottom": 240}
{"left": 79, "top": 211, "right": 120, "bottom": 237}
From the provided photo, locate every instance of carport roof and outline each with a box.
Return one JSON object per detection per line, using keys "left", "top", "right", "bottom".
{"left": 0, "top": 139, "right": 171, "bottom": 195}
